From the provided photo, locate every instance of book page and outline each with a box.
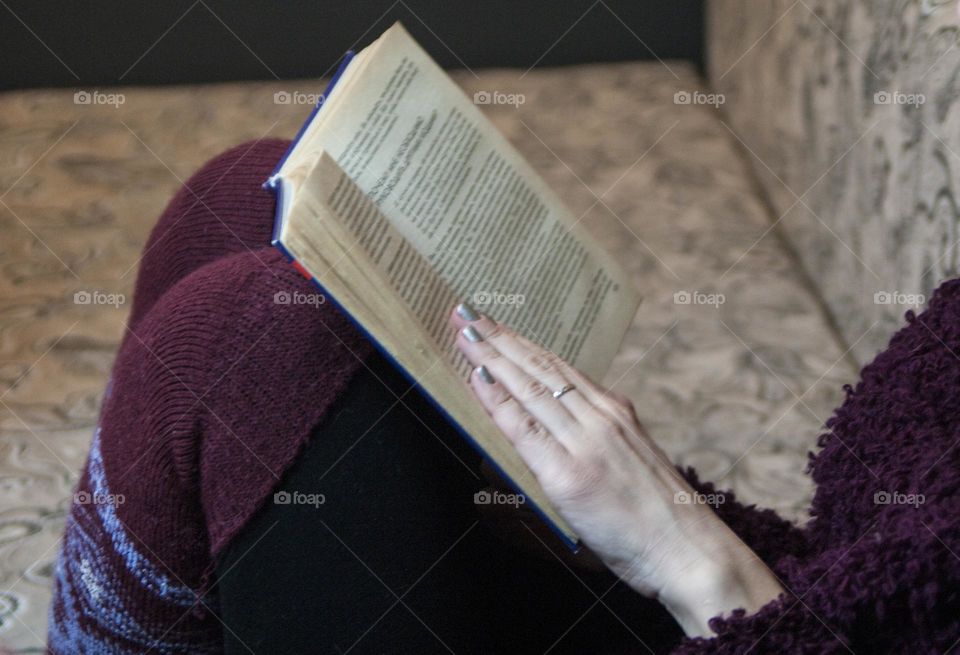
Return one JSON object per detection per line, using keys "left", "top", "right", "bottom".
{"left": 294, "top": 153, "right": 468, "bottom": 371}
{"left": 282, "top": 154, "right": 577, "bottom": 544}
{"left": 281, "top": 22, "right": 639, "bottom": 382}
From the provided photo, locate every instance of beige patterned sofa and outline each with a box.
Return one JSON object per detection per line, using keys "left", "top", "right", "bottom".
{"left": 2, "top": 2, "right": 956, "bottom": 649}
{"left": 709, "top": 0, "right": 960, "bottom": 363}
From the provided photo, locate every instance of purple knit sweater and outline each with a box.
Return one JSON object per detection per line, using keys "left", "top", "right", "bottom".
{"left": 49, "top": 140, "right": 960, "bottom": 653}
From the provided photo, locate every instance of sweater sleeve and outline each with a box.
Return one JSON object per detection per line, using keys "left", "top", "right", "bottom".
{"left": 670, "top": 281, "right": 960, "bottom": 652}
{"left": 670, "top": 502, "right": 960, "bottom": 653}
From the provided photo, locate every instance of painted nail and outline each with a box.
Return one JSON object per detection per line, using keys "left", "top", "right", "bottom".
{"left": 476, "top": 365, "right": 495, "bottom": 384}
{"left": 462, "top": 325, "right": 484, "bottom": 343}
{"left": 456, "top": 302, "right": 480, "bottom": 322}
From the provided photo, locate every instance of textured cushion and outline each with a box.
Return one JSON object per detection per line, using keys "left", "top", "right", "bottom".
{"left": 708, "top": 0, "right": 960, "bottom": 363}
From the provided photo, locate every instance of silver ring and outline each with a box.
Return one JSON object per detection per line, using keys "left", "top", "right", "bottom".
{"left": 552, "top": 384, "right": 576, "bottom": 399}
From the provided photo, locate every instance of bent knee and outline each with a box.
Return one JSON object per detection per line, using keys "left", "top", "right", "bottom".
{"left": 186, "top": 138, "right": 291, "bottom": 194}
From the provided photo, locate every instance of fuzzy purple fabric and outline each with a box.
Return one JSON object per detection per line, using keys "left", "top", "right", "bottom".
{"left": 673, "top": 284, "right": 960, "bottom": 653}
{"left": 48, "top": 139, "right": 960, "bottom": 653}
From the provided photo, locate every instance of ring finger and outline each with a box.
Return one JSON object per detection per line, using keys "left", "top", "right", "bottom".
{"left": 457, "top": 323, "right": 580, "bottom": 444}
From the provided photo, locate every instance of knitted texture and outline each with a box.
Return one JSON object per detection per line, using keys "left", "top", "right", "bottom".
{"left": 48, "top": 139, "right": 372, "bottom": 653}
{"left": 48, "top": 139, "right": 960, "bottom": 653}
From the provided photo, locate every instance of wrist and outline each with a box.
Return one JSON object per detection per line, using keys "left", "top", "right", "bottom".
{"left": 655, "top": 532, "right": 785, "bottom": 637}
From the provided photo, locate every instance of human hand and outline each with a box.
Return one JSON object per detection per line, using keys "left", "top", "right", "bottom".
{"left": 450, "top": 303, "right": 784, "bottom": 636}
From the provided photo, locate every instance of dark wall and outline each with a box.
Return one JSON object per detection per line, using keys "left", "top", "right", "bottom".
{"left": 0, "top": 1, "right": 703, "bottom": 91}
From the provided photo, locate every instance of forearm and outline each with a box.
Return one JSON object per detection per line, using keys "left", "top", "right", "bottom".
{"left": 680, "top": 467, "right": 809, "bottom": 567}
{"left": 649, "top": 521, "right": 785, "bottom": 637}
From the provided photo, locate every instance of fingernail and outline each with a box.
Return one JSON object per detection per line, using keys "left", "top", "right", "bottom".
{"left": 456, "top": 302, "right": 480, "bottom": 322}
{"left": 462, "top": 325, "right": 484, "bottom": 343}
{"left": 476, "top": 365, "right": 495, "bottom": 384}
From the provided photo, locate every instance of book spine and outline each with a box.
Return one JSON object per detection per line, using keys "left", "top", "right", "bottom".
{"left": 264, "top": 51, "right": 358, "bottom": 246}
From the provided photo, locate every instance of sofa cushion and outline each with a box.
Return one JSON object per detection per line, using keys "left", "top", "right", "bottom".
{"left": 709, "top": 0, "right": 960, "bottom": 363}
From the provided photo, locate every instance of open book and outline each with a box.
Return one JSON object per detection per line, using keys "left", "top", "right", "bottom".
{"left": 266, "top": 22, "right": 640, "bottom": 548}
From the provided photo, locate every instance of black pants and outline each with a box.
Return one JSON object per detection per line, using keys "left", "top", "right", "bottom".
{"left": 217, "top": 353, "right": 682, "bottom": 654}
